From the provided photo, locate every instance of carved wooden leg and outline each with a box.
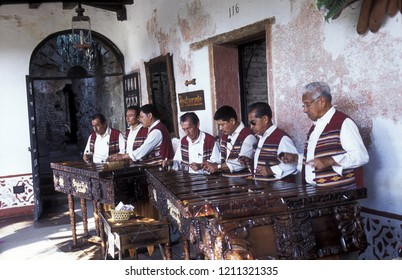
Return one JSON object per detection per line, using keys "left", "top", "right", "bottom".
{"left": 93, "top": 200, "right": 100, "bottom": 237}
{"left": 80, "top": 198, "right": 89, "bottom": 238}
{"left": 183, "top": 237, "right": 190, "bottom": 260}
{"left": 99, "top": 214, "right": 106, "bottom": 258}
{"left": 165, "top": 242, "right": 172, "bottom": 260}
{"left": 67, "top": 194, "right": 77, "bottom": 245}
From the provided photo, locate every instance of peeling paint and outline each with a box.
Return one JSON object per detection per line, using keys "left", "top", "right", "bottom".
{"left": 0, "top": 15, "right": 22, "bottom": 27}
{"left": 178, "top": 0, "right": 211, "bottom": 42}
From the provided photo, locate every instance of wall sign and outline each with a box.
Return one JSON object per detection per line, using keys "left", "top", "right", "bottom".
{"left": 178, "top": 90, "right": 205, "bottom": 111}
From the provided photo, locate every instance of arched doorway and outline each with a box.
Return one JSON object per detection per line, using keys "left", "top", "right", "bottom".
{"left": 27, "top": 30, "right": 125, "bottom": 220}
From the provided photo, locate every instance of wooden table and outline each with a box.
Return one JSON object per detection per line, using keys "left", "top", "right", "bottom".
{"left": 99, "top": 211, "right": 171, "bottom": 260}
{"left": 145, "top": 168, "right": 368, "bottom": 260}
{"left": 51, "top": 161, "right": 149, "bottom": 246}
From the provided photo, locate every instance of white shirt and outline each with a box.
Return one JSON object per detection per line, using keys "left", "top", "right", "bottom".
{"left": 223, "top": 122, "right": 258, "bottom": 173}
{"left": 126, "top": 123, "right": 144, "bottom": 154}
{"left": 173, "top": 131, "right": 220, "bottom": 174}
{"left": 83, "top": 127, "right": 125, "bottom": 163}
{"left": 301, "top": 107, "right": 369, "bottom": 185}
{"left": 130, "top": 120, "right": 162, "bottom": 161}
{"left": 254, "top": 124, "right": 298, "bottom": 179}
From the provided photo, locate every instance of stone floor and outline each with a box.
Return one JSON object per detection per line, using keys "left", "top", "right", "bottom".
{"left": 0, "top": 192, "right": 188, "bottom": 260}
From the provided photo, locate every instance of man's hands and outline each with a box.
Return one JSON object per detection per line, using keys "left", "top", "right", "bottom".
{"left": 278, "top": 152, "right": 299, "bottom": 164}
{"left": 202, "top": 161, "right": 221, "bottom": 174}
{"left": 107, "top": 153, "right": 130, "bottom": 162}
{"left": 305, "top": 156, "right": 338, "bottom": 171}
{"left": 278, "top": 153, "right": 338, "bottom": 171}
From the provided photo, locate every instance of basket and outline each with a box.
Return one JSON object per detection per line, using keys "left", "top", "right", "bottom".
{"left": 110, "top": 209, "right": 134, "bottom": 222}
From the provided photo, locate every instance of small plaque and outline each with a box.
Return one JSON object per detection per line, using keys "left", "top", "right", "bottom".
{"left": 178, "top": 90, "right": 205, "bottom": 111}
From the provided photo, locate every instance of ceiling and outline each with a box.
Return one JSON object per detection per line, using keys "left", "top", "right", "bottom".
{"left": 0, "top": 1, "right": 135, "bottom": 21}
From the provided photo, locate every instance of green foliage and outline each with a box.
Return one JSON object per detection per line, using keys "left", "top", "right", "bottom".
{"left": 316, "top": 0, "right": 348, "bottom": 22}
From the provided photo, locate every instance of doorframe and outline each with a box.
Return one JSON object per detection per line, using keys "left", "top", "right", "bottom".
{"left": 144, "top": 53, "right": 179, "bottom": 138}
{"left": 191, "top": 18, "right": 274, "bottom": 135}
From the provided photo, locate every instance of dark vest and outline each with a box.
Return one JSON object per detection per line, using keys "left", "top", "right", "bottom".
{"left": 220, "top": 127, "right": 255, "bottom": 178}
{"left": 141, "top": 122, "right": 174, "bottom": 166}
{"left": 302, "top": 110, "right": 363, "bottom": 188}
{"left": 255, "top": 128, "right": 295, "bottom": 182}
{"left": 125, "top": 126, "right": 148, "bottom": 151}
{"left": 181, "top": 132, "right": 216, "bottom": 165}
{"left": 90, "top": 128, "right": 121, "bottom": 156}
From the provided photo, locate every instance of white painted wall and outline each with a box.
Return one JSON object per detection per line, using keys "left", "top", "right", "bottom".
{"left": 1, "top": 0, "right": 401, "bottom": 218}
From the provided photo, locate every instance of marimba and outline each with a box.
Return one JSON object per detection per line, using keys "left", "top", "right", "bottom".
{"left": 145, "top": 168, "right": 368, "bottom": 260}
{"left": 51, "top": 161, "right": 149, "bottom": 245}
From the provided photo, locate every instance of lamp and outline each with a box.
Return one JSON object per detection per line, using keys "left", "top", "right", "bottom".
{"left": 55, "top": 3, "right": 99, "bottom": 77}
{"left": 71, "top": 3, "right": 92, "bottom": 50}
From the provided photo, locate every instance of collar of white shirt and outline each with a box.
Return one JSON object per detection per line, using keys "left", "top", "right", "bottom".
{"left": 130, "top": 123, "right": 143, "bottom": 132}
{"left": 148, "top": 119, "right": 161, "bottom": 131}
{"left": 258, "top": 124, "right": 277, "bottom": 140}
{"left": 186, "top": 130, "right": 205, "bottom": 145}
{"left": 314, "top": 106, "right": 336, "bottom": 126}
{"left": 100, "top": 126, "right": 112, "bottom": 138}
{"left": 228, "top": 122, "right": 245, "bottom": 141}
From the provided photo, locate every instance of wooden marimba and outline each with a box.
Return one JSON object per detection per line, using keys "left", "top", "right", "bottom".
{"left": 145, "top": 168, "right": 368, "bottom": 260}
{"left": 51, "top": 161, "right": 149, "bottom": 246}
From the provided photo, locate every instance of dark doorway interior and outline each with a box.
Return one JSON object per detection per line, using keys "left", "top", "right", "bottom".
{"left": 149, "top": 63, "right": 174, "bottom": 134}
{"left": 37, "top": 82, "right": 81, "bottom": 198}
{"left": 239, "top": 39, "right": 268, "bottom": 123}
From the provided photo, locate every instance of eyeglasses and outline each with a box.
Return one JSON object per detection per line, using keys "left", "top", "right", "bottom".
{"left": 302, "top": 96, "right": 321, "bottom": 109}
{"left": 248, "top": 118, "right": 260, "bottom": 126}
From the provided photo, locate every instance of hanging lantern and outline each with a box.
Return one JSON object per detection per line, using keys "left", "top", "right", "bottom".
{"left": 71, "top": 3, "right": 92, "bottom": 50}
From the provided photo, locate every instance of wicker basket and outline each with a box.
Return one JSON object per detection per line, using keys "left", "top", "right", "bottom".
{"left": 110, "top": 209, "right": 134, "bottom": 222}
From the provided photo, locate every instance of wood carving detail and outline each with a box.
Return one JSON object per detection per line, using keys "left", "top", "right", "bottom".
{"left": 273, "top": 212, "right": 317, "bottom": 259}
{"left": 334, "top": 204, "right": 368, "bottom": 251}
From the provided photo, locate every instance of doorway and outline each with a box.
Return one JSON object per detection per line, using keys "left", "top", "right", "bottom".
{"left": 27, "top": 30, "right": 125, "bottom": 220}
{"left": 239, "top": 38, "right": 268, "bottom": 122}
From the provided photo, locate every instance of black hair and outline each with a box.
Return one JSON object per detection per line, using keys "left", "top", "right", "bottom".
{"left": 91, "top": 113, "right": 106, "bottom": 124}
{"left": 214, "top": 105, "right": 237, "bottom": 122}
{"left": 180, "top": 112, "right": 199, "bottom": 126}
{"left": 247, "top": 102, "right": 272, "bottom": 119}
{"left": 140, "top": 104, "right": 160, "bottom": 119}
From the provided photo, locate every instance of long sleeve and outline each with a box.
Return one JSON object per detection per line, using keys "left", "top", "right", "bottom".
{"left": 130, "top": 129, "right": 162, "bottom": 161}
{"left": 226, "top": 134, "right": 257, "bottom": 172}
{"left": 270, "top": 135, "right": 298, "bottom": 179}
{"left": 118, "top": 132, "right": 126, "bottom": 154}
{"left": 332, "top": 118, "right": 369, "bottom": 175}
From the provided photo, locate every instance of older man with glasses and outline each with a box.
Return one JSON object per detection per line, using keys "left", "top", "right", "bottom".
{"left": 281, "top": 81, "right": 369, "bottom": 188}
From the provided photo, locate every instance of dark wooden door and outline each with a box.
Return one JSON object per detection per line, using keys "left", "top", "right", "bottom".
{"left": 144, "top": 54, "right": 178, "bottom": 137}
{"left": 26, "top": 76, "right": 42, "bottom": 221}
